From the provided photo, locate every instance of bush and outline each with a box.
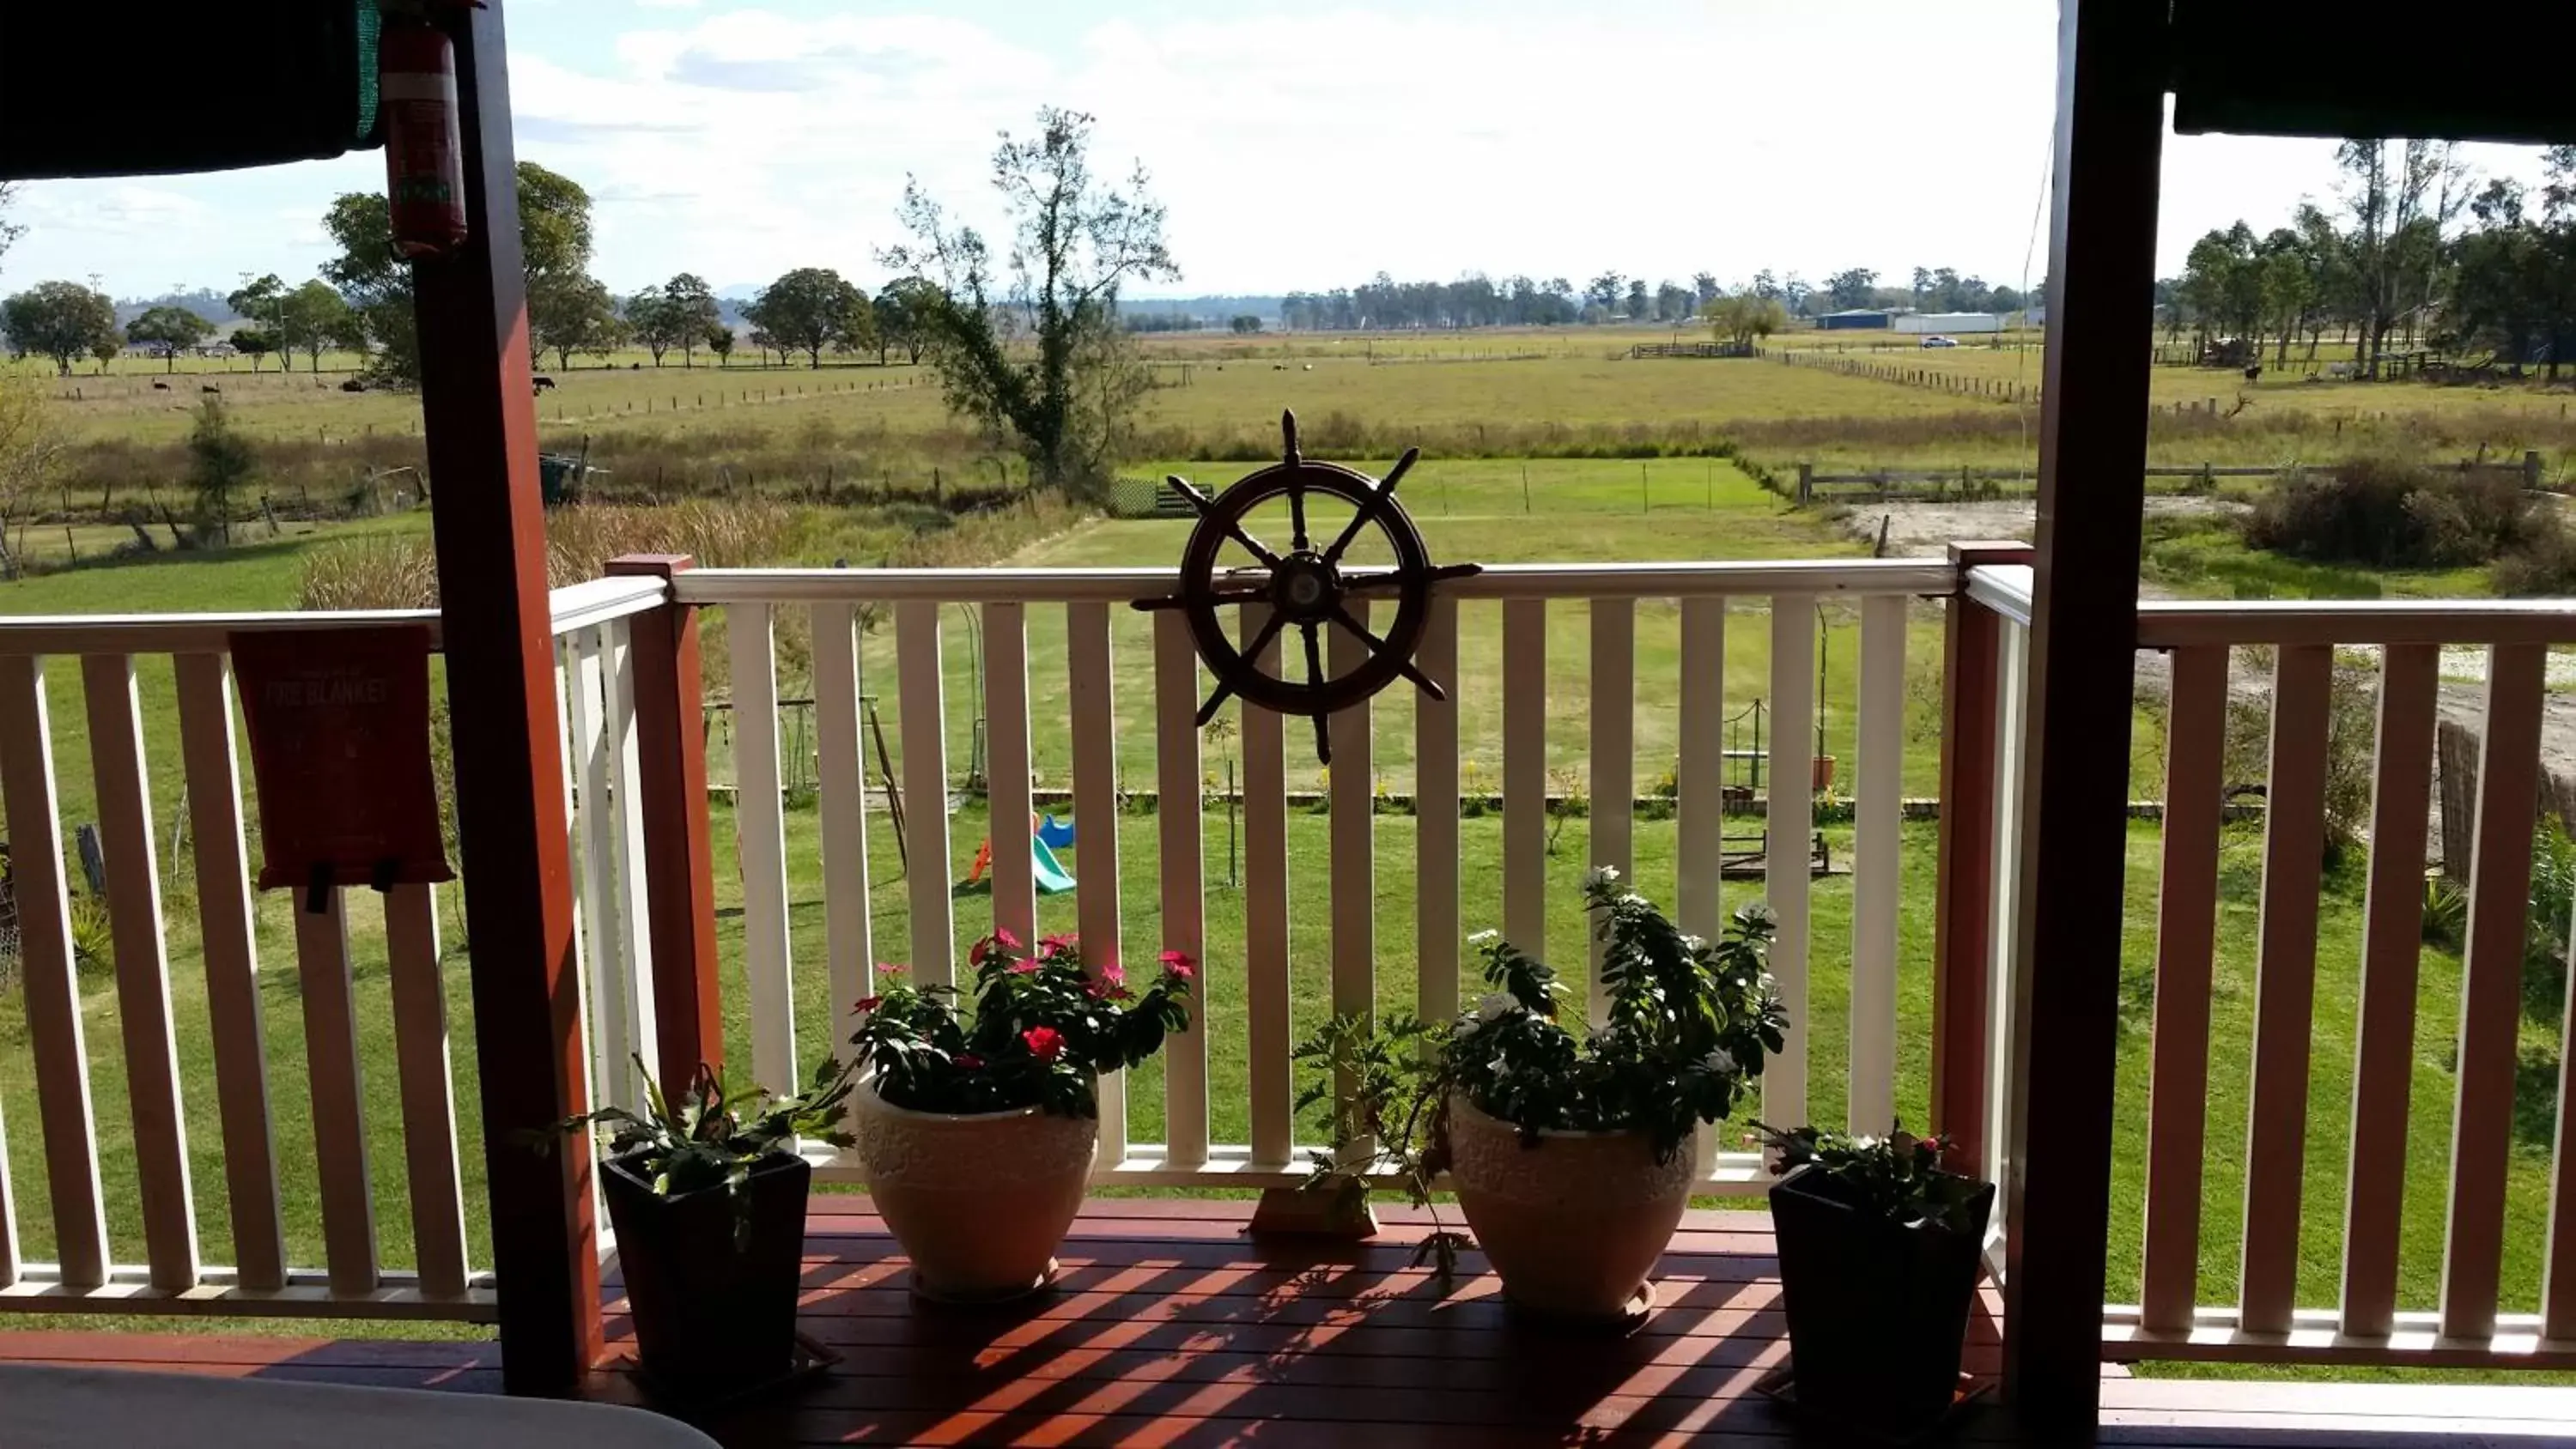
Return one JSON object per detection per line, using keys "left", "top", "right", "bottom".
{"left": 2221, "top": 655, "right": 2379, "bottom": 864}
{"left": 2244, "top": 456, "right": 2543, "bottom": 569}
{"left": 2491, "top": 518, "right": 2576, "bottom": 596}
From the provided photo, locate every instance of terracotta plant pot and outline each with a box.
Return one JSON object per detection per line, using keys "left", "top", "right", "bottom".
{"left": 1444, "top": 1094, "right": 1697, "bottom": 1319}
{"left": 848, "top": 1081, "right": 1097, "bottom": 1300}
{"left": 600, "top": 1149, "right": 810, "bottom": 1401}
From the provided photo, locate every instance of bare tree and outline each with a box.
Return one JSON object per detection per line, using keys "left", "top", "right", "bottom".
{"left": 2336, "top": 140, "right": 2469, "bottom": 377}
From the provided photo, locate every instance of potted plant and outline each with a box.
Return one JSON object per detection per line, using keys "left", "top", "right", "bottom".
{"left": 846, "top": 929, "right": 1194, "bottom": 1300}
{"left": 547, "top": 1057, "right": 855, "bottom": 1403}
{"left": 1296, "top": 868, "right": 1786, "bottom": 1320}
{"left": 1754, "top": 1122, "right": 1995, "bottom": 1439}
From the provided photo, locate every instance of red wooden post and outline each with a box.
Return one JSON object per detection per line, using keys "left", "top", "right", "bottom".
{"left": 2005, "top": 0, "right": 2166, "bottom": 1431}
{"left": 607, "top": 555, "right": 724, "bottom": 1086}
{"left": 1930, "top": 543, "right": 2030, "bottom": 1176}
{"left": 410, "top": 0, "right": 601, "bottom": 1393}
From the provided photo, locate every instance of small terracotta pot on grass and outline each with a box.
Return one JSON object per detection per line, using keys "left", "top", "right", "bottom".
{"left": 1444, "top": 1094, "right": 1697, "bottom": 1321}
{"left": 848, "top": 1082, "right": 1097, "bottom": 1301}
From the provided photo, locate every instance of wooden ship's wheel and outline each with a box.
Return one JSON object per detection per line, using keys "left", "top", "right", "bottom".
{"left": 1135, "top": 412, "right": 1480, "bottom": 764}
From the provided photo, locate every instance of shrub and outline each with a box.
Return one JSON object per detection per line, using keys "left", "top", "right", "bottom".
{"left": 2491, "top": 518, "right": 2576, "bottom": 596}
{"left": 2221, "top": 656, "right": 2379, "bottom": 865}
{"left": 2244, "top": 456, "right": 2543, "bottom": 569}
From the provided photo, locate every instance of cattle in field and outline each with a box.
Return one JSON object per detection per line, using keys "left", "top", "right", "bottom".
{"left": 340, "top": 379, "right": 368, "bottom": 392}
{"left": 200, "top": 384, "right": 221, "bottom": 395}
{"left": 533, "top": 376, "right": 557, "bottom": 392}
{"left": 151, "top": 381, "right": 170, "bottom": 391}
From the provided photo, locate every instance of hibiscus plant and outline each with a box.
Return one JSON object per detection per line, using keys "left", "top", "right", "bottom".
{"left": 848, "top": 929, "right": 1195, "bottom": 1117}
{"left": 1293, "top": 869, "right": 1788, "bottom": 1276}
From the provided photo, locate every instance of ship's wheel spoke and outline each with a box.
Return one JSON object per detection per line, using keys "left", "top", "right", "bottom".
{"left": 1321, "top": 446, "right": 1419, "bottom": 567}
{"left": 1194, "top": 609, "right": 1291, "bottom": 725}
{"left": 1169, "top": 473, "right": 1283, "bottom": 568}
{"left": 1329, "top": 604, "right": 1448, "bottom": 701}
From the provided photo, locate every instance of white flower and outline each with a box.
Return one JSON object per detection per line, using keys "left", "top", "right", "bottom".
{"left": 1680, "top": 934, "right": 1706, "bottom": 955}
{"left": 1620, "top": 892, "right": 1649, "bottom": 909}
{"left": 1584, "top": 864, "right": 1622, "bottom": 890}
{"left": 1467, "top": 929, "right": 1501, "bottom": 948}
{"left": 1700, "top": 1046, "right": 1737, "bottom": 1076}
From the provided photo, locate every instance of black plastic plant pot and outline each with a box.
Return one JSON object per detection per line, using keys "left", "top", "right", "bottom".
{"left": 1767, "top": 1163, "right": 1996, "bottom": 1439}
{"left": 602, "top": 1149, "right": 811, "bottom": 1401}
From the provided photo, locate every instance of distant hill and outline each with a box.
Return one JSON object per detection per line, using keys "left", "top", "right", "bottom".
{"left": 1121, "top": 295, "right": 1283, "bottom": 324}
{"left": 112, "top": 287, "right": 239, "bottom": 326}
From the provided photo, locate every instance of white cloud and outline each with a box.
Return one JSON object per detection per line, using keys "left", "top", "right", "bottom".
{"left": 6, "top": 1, "right": 2564, "bottom": 300}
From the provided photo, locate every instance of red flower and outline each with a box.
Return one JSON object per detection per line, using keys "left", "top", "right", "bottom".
{"left": 853, "top": 995, "right": 884, "bottom": 1015}
{"left": 1041, "top": 932, "right": 1079, "bottom": 953}
{"left": 993, "top": 926, "right": 1022, "bottom": 949}
{"left": 955, "top": 1052, "right": 984, "bottom": 1070}
{"left": 1022, "top": 1026, "right": 1064, "bottom": 1062}
{"left": 969, "top": 937, "right": 992, "bottom": 967}
{"left": 1007, "top": 958, "right": 1042, "bottom": 974}
{"left": 1097, "top": 960, "right": 1126, "bottom": 988}
{"left": 1158, "top": 949, "right": 1197, "bottom": 981}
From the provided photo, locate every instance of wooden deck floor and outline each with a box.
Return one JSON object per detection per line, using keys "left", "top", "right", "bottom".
{"left": 2, "top": 1197, "right": 2572, "bottom": 1446}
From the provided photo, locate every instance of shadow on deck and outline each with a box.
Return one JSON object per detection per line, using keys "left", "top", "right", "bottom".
{"left": 1, "top": 1198, "right": 2568, "bottom": 1446}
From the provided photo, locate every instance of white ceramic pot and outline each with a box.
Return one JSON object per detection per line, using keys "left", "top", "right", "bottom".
{"left": 848, "top": 1082, "right": 1097, "bottom": 1300}
{"left": 1444, "top": 1093, "right": 1697, "bottom": 1319}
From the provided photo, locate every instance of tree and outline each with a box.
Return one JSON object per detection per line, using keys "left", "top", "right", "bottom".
{"left": 532, "top": 276, "right": 621, "bottom": 371}
{"left": 884, "top": 106, "right": 1180, "bottom": 494}
{"left": 278, "top": 281, "right": 351, "bottom": 372}
{"left": 127, "top": 306, "right": 213, "bottom": 370}
{"left": 228, "top": 274, "right": 288, "bottom": 354}
{"left": 2336, "top": 139, "right": 2468, "bottom": 377}
{"left": 229, "top": 325, "right": 279, "bottom": 372}
{"left": 623, "top": 283, "right": 676, "bottom": 366}
{"left": 743, "top": 267, "right": 871, "bottom": 369}
{"left": 1693, "top": 271, "right": 1722, "bottom": 307}
{"left": 2, "top": 281, "right": 119, "bottom": 375}
{"left": 662, "top": 274, "right": 720, "bottom": 367}
{"left": 1624, "top": 278, "right": 1649, "bottom": 319}
{"left": 185, "top": 397, "right": 255, "bottom": 547}
{"left": 1822, "top": 267, "right": 1878, "bottom": 312}
{"left": 0, "top": 368, "right": 63, "bottom": 577}
{"left": 0, "top": 183, "right": 21, "bottom": 282}
{"left": 874, "top": 277, "right": 939, "bottom": 364}
{"left": 1703, "top": 292, "right": 1787, "bottom": 349}
{"left": 1229, "top": 313, "right": 1263, "bottom": 334}
{"left": 706, "top": 324, "right": 736, "bottom": 367}
{"left": 323, "top": 161, "right": 596, "bottom": 386}
{"left": 1585, "top": 271, "right": 1625, "bottom": 314}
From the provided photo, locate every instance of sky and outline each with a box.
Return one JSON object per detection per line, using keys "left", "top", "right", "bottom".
{"left": 5, "top": 0, "right": 2561, "bottom": 303}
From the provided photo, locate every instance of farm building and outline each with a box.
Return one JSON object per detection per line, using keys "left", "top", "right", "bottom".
{"left": 1896, "top": 311, "right": 2006, "bottom": 334}
{"left": 1815, "top": 308, "right": 1892, "bottom": 330}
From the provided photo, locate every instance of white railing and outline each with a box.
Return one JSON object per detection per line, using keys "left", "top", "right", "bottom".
{"left": 0, "top": 577, "right": 665, "bottom": 1320}
{"left": 669, "top": 560, "right": 1960, "bottom": 1191}
{"left": 1959, "top": 565, "right": 2576, "bottom": 1371}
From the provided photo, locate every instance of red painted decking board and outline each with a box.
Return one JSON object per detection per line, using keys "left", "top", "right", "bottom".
{"left": 0, "top": 1199, "right": 2565, "bottom": 1446}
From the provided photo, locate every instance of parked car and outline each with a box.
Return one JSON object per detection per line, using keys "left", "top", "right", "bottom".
{"left": 1919, "top": 335, "right": 1959, "bottom": 348}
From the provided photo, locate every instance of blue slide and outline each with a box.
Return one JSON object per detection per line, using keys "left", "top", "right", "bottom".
{"left": 1032, "top": 835, "right": 1077, "bottom": 894}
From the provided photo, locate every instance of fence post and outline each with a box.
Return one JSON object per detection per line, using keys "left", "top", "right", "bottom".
{"left": 1932, "top": 542, "right": 2034, "bottom": 1180}
{"left": 1796, "top": 462, "right": 1814, "bottom": 505}
{"left": 2528, "top": 450, "right": 2544, "bottom": 490}
{"left": 606, "top": 554, "right": 724, "bottom": 1086}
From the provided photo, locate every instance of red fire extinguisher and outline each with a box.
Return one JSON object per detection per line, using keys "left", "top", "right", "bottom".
{"left": 381, "top": 17, "right": 468, "bottom": 259}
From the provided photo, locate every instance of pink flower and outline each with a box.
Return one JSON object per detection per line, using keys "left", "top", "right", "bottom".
{"left": 955, "top": 1052, "right": 984, "bottom": 1070}
{"left": 1158, "top": 949, "right": 1197, "bottom": 981}
{"left": 1006, "top": 958, "right": 1042, "bottom": 974}
{"left": 993, "top": 926, "right": 1022, "bottom": 950}
{"left": 1022, "top": 1026, "right": 1064, "bottom": 1062}
{"left": 877, "top": 964, "right": 908, "bottom": 980}
{"left": 1097, "top": 961, "right": 1126, "bottom": 988}
{"left": 969, "top": 937, "right": 992, "bottom": 967}
{"left": 853, "top": 996, "right": 884, "bottom": 1016}
{"left": 1040, "top": 932, "right": 1079, "bottom": 953}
